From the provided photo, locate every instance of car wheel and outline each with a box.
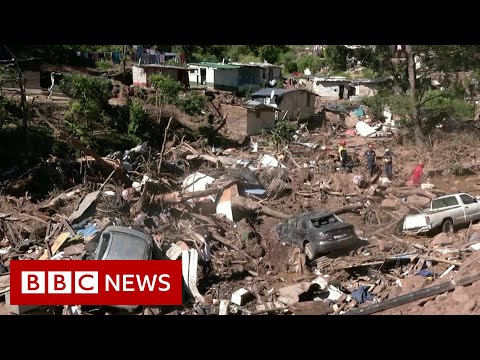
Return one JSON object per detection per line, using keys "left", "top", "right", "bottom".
{"left": 304, "top": 242, "right": 316, "bottom": 261}
{"left": 442, "top": 219, "right": 454, "bottom": 233}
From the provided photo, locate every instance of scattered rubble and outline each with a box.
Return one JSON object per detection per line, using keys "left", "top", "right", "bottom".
{"left": 2, "top": 104, "right": 480, "bottom": 316}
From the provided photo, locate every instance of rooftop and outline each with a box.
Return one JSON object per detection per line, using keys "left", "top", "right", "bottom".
{"left": 251, "top": 88, "right": 314, "bottom": 97}
{"left": 188, "top": 62, "right": 240, "bottom": 69}
{"left": 136, "top": 64, "right": 188, "bottom": 70}
{"left": 188, "top": 61, "right": 282, "bottom": 69}
{"left": 243, "top": 100, "right": 282, "bottom": 111}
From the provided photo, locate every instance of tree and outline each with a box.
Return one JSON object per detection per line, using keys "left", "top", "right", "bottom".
{"left": 60, "top": 73, "right": 112, "bottom": 130}
{"left": 360, "top": 45, "right": 480, "bottom": 145}
{"left": 296, "top": 54, "right": 323, "bottom": 74}
{"left": 3, "top": 46, "right": 30, "bottom": 151}
{"left": 323, "top": 45, "right": 351, "bottom": 71}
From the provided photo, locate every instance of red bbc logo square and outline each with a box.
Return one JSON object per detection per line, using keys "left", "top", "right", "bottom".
{"left": 10, "top": 260, "right": 182, "bottom": 306}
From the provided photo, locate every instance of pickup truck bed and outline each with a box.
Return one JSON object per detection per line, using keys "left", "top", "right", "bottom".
{"left": 402, "top": 192, "right": 480, "bottom": 235}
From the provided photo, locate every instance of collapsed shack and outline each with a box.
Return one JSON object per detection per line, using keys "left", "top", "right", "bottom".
{"left": 3, "top": 102, "right": 480, "bottom": 316}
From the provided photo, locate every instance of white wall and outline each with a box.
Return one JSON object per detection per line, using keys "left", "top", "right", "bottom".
{"left": 132, "top": 66, "right": 147, "bottom": 86}
{"left": 188, "top": 66, "right": 200, "bottom": 85}
{"left": 312, "top": 80, "right": 349, "bottom": 99}
{"left": 206, "top": 68, "right": 215, "bottom": 85}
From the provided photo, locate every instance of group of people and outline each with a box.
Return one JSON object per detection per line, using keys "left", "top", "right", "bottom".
{"left": 338, "top": 140, "right": 425, "bottom": 185}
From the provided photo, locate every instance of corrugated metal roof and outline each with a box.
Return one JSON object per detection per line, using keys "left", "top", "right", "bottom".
{"left": 251, "top": 88, "right": 291, "bottom": 97}
{"left": 188, "top": 62, "right": 240, "bottom": 69}
{"left": 244, "top": 100, "right": 281, "bottom": 111}
{"left": 251, "top": 88, "right": 314, "bottom": 97}
{"left": 137, "top": 64, "right": 188, "bottom": 70}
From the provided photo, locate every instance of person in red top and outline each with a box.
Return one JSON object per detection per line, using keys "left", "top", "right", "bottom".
{"left": 407, "top": 161, "right": 425, "bottom": 186}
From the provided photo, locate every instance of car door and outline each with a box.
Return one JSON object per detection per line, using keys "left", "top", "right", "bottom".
{"left": 292, "top": 218, "right": 307, "bottom": 247}
{"left": 433, "top": 196, "right": 466, "bottom": 225}
{"left": 459, "top": 194, "right": 480, "bottom": 222}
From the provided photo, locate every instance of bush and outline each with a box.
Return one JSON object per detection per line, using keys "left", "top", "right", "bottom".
{"left": 263, "top": 120, "right": 299, "bottom": 151}
{"left": 177, "top": 91, "right": 207, "bottom": 116}
{"left": 96, "top": 61, "right": 112, "bottom": 70}
{"left": 127, "top": 100, "right": 149, "bottom": 136}
{"left": 60, "top": 74, "right": 112, "bottom": 127}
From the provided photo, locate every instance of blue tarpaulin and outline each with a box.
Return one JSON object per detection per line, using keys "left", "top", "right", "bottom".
{"left": 76, "top": 223, "right": 98, "bottom": 238}
{"left": 417, "top": 269, "right": 434, "bottom": 277}
{"left": 351, "top": 286, "right": 374, "bottom": 304}
{"left": 353, "top": 107, "right": 365, "bottom": 118}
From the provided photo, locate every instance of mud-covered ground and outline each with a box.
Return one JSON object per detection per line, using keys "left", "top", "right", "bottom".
{"left": 2, "top": 93, "right": 480, "bottom": 315}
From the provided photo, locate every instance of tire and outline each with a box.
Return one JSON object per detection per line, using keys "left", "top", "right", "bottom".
{"left": 442, "top": 219, "right": 454, "bottom": 233}
{"left": 304, "top": 242, "right": 316, "bottom": 261}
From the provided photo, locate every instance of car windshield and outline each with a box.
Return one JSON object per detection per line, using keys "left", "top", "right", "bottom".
{"left": 310, "top": 215, "right": 338, "bottom": 227}
{"left": 106, "top": 234, "right": 148, "bottom": 260}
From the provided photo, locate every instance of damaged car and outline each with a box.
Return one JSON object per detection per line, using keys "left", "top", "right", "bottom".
{"left": 91, "top": 226, "right": 154, "bottom": 312}
{"left": 93, "top": 226, "right": 153, "bottom": 260}
{"left": 271, "top": 211, "right": 359, "bottom": 261}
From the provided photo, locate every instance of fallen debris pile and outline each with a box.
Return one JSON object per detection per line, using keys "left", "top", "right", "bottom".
{"left": 2, "top": 112, "right": 480, "bottom": 315}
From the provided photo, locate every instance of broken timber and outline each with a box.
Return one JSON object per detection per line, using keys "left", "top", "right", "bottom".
{"left": 343, "top": 271, "right": 480, "bottom": 315}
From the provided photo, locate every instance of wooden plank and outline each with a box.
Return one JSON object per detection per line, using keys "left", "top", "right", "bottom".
{"left": 290, "top": 300, "right": 333, "bottom": 315}
{"left": 39, "top": 232, "right": 70, "bottom": 260}
{"left": 59, "top": 217, "right": 76, "bottom": 237}
{"left": 68, "top": 191, "right": 99, "bottom": 223}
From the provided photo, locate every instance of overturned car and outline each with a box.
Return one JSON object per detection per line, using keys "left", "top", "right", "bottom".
{"left": 271, "top": 211, "right": 359, "bottom": 261}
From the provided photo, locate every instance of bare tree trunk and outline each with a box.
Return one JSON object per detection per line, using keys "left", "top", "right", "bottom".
{"left": 122, "top": 45, "right": 126, "bottom": 78}
{"left": 4, "top": 46, "right": 30, "bottom": 152}
{"left": 406, "top": 45, "right": 424, "bottom": 145}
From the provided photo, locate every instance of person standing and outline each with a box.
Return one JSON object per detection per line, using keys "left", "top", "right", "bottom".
{"left": 338, "top": 140, "right": 349, "bottom": 171}
{"left": 364, "top": 143, "right": 377, "bottom": 177}
{"left": 407, "top": 161, "right": 425, "bottom": 186}
{"left": 383, "top": 149, "right": 396, "bottom": 180}
{"left": 199, "top": 236, "right": 212, "bottom": 279}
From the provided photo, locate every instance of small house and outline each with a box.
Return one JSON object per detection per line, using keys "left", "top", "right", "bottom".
{"left": 222, "top": 100, "right": 281, "bottom": 136}
{"left": 188, "top": 61, "right": 282, "bottom": 93}
{"left": 132, "top": 64, "right": 189, "bottom": 88}
{"left": 250, "top": 88, "right": 316, "bottom": 120}
{"left": 310, "top": 76, "right": 352, "bottom": 100}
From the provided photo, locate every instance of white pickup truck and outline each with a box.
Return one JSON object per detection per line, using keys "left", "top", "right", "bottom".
{"left": 402, "top": 192, "right": 480, "bottom": 235}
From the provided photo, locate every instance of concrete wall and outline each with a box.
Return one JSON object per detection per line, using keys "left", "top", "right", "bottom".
{"left": 277, "top": 91, "right": 315, "bottom": 120}
{"left": 222, "top": 104, "right": 248, "bottom": 135}
{"left": 132, "top": 66, "right": 147, "bottom": 86}
{"left": 188, "top": 66, "right": 200, "bottom": 86}
{"left": 238, "top": 67, "right": 262, "bottom": 92}
{"left": 246, "top": 109, "right": 276, "bottom": 135}
{"left": 312, "top": 80, "right": 349, "bottom": 99}
{"left": 213, "top": 68, "right": 239, "bottom": 92}
{"left": 222, "top": 104, "right": 276, "bottom": 135}
{"left": 357, "top": 83, "right": 377, "bottom": 97}
{"left": 188, "top": 66, "right": 215, "bottom": 88}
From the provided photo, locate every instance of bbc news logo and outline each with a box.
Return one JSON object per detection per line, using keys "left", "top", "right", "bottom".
{"left": 10, "top": 260, "right": 182, "bottom": 305}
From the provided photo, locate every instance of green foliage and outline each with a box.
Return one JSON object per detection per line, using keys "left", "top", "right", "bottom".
{"left": 95, "top": 61, "right": 113, "bottom": 70}
{"left": 329, "top": 71, "right": 352, "bottom": 79}
{"left": 360, "top": 68, "right": 376, "bottom": 78}
{"left": 177, "top": 91, "right": 207, "bottom": 116}
{"left": 149, "top": 73, "right": 207, "bottom": 116}
{"left": 296, "top": 55, "right": 323, "bottom": 74}
{"left": 60, "top": 74, "right": 112, "bottom": 127}
{"left": 149, "top": 74, "right": 183, "bottom": 105}
{"left": 263, "top": 120, "right": 299, "bottom": 151}
{"left": 279, "top": 51, "right": 298, "bottom": 74}
{"left": 127, "top": 99, "right": 149, "bottom": 136}
{"left": 323, "top": 45, "right": 351, "bottom": 71}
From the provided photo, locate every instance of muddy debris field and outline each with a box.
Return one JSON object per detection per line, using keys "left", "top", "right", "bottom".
{"left": 2, "top": 104, "right": 480, "bottom": 316}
